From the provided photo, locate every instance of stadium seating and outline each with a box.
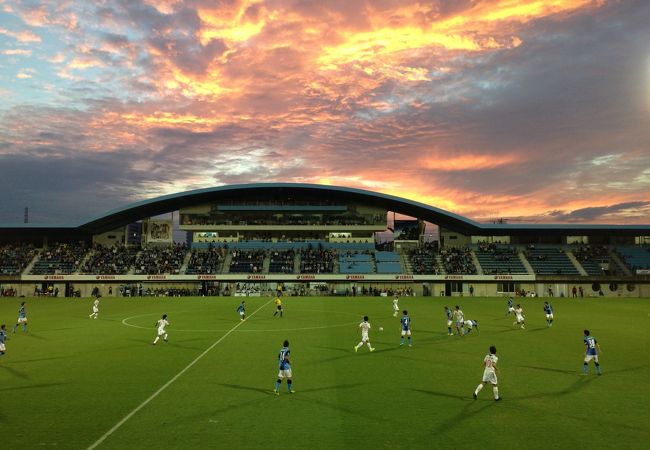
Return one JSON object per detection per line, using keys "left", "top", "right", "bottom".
{"left": 186, "top": 247, "right": 225, "bottom": 274}
{"left": 269, "top": 249, "right": 295, "bottom": 273}
{"left": 615, "top": 245, "right": 650, "bottom": 271}
{"left": 409, "top": 243, "right": 439, "bottom": 274}
{"left": 440, "top": 247, "right": 476, "bottom": 274}
{"left": 80, "top": 245, "right": 137, "bottom": 274}
{"left": 571, "top": 244, "right": 609, "bottom": 276}
{"left": 229, "top": 249, "right": 266, "bottom": 273}
{"left": 474, "top": 243, "right": 528, "bottom": 274}
{"left": 300, "top": 244, "right": 335, "bottom": 273}
{"left": 0, "top": 243, "right": 37, "bottom": 275}
{"left": 31, "top": 243, "right": 88, "bottom": 275}
{"left": 134, "top": 245, "right": 187, "bottom": 275}
{"left": 339, "top": 252, "right": 375, "bottom": 274}
{"left": 524, "top": 246, "right": 579, "bottom": 275}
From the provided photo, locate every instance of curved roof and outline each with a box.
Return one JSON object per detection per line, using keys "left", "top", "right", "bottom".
{"left": 2, "top": 183, "right": 649, "bottom": 237}
{"left": 79, "top": 183, "right": 483, "bottom": 234}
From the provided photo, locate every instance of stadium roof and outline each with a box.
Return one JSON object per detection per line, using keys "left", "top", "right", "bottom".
{"left": 2, "top": 183, "right": 649, "bottom": 237}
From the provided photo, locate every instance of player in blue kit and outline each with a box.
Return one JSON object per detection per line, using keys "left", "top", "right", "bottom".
{"left": 583, "top": 330, "right": 602, "bottom": 375}
{"left": 274, "top": 340, "right": 294, "bottom": 395}
{"left": 444, "top": 306, "right": 453, "bottom": 336}
{"left": 0, "top": 324, "right": 7, "bottom": 356}
{"left": 13, "top": 301, "right": 27, "bottom": 333}
{"left": 400, "top": 310, "right": 412, "bottom": 347}
{"left": 506, "top": 297, "right": 514, "bottom": 316}
{"left": 236, "top": 301, "right": 246, "bottom": 321}
{"left": 543, "top": 302, "right": 554, "bottom": 327}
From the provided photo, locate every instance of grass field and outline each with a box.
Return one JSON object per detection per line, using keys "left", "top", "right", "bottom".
{"left": 1, "top": 295, "right": 649, "bottom": 449}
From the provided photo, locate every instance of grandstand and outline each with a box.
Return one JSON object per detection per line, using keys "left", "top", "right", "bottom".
{"left": 0, "top": 183, "right": 648, "bottom": 298}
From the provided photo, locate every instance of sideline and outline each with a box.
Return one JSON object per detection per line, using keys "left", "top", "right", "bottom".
{"left": 86, "top": 299, "right": 273, "bottom": 450}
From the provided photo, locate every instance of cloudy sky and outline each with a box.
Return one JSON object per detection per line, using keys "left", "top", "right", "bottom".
{"left": 0, "top": 0, "right": 649, "bottom": 226}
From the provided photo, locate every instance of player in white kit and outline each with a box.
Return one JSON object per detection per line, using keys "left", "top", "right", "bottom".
{"left": 453, "top": 305, "right": 465, "bottom": 336}
{"left": 153, "top": 314, "right": 169, "bottom": 345}
{"left": 473, "top": 345, "right": 501, "bottom": 401}
{"left": 354, "top": 316, "right": 375, "bottom": 352}
{"left": 392, "top": 295, "right": 399, "bottom": 317}
{"left": 89, "top": 298, "right": 100, "bottom": 319}
{"left": 513, "top": 304, "right": 525, "bottom": 329}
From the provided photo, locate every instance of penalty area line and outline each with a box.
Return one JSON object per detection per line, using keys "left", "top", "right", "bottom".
{"left": 87, "top": 299, "right": 273, "bottom": 450}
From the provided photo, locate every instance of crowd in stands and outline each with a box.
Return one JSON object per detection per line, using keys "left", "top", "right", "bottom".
{"left": 441, "top": 247, "right": 476, "bottom": 274}
{"left": 80, "top": 244, "right": 137, "bottom": 274}
{"left": 573, "top": 244, "right": 609, "bottom": 263}
{"left": 477, "top": 242, "right": 516, "bottom": 261}
{"left": 31, "top": 243, "right": 87, "bottom": 275}
{"left": 269, "top": 250, "right": 295, "bottom": 273}
{"left": 409, "top": 242, "right": 439, "bottom": 274}
{"left": 229, "top": 249, "right": 266, "bottom": 273}
{"left": 186, "top": 247, "right": 225, "bottom": 274}
{"left": 300, "top": 244, "right": 335, "bottom": 273}
{"left": 0, "top": 243, "right": 37, "bottom": 275}
{"left": 134, "top": 244, "right": 187, "bottom": 275}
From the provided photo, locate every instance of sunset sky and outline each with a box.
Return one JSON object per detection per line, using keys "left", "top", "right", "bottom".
{"left": 0, "top": 0, "right": 649, "bottom": 225}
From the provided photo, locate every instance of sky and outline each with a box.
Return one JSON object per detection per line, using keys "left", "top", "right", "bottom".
{"left": 0, "top": 0, "right": 649, "bottom": 226}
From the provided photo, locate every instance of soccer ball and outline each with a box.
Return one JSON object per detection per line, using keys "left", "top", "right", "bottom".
{"left": 379, "top": 327, "right": 384, "bottom": 331}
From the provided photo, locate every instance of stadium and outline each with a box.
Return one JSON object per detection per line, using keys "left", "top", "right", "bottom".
{"left": 1, "top": 183, "right": 649, "bottom": 297}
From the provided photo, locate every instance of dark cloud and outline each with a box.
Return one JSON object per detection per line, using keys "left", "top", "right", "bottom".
{"left": 547, "top": 201, "right": 650, "bottom": 222}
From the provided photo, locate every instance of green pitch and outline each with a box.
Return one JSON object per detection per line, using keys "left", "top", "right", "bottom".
{"left": 1, "top": 295, "right": 649, "bottom": 449}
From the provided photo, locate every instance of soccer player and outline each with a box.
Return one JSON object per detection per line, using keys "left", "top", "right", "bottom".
{"left": 89, "top": 298, "right": 100, "bottom": 319}
{"left": 153, "top": 314, "right": 169, "bottom": 345}
{"left": 543, "top": 301, "right": 554, "bottom": 327}
{"left": 0, "top": 324, "right": 7, "bottom": 356}
{"left": 453, "top": 305, "right": 465, "bottom": 336}
{"left": 473, "top": 345, "right": 501, "bottom": 401}
{"left": 274, "top": 340, "right": 294, "bottom": 395}
{"left": 506, "top": 297, "right": 514, "bottom": 316}
{"left": 513, "top": 304, "right": 525, "bottom": 329}
{"left": 444, "top": 306, "right": 453, "bottom": 336}
{"left": 273, "top": 296, "right": 283, "bottom": 318}
{"left": 400, "top": 310, "right": 412, "bottom": 347}
{"left": 583, "top": 330, "right": 602, "bottom": 375}
{"left": 13, "top": 301, "right": 27, "bottom": 333}
{"left": 354, "top": 316, "right": 375, "bottom": 352}
{"left": 464, "top": 319, "right": 479, "bottom": 334}
{"left": 237, "top": 301, "right": 246, "bottom": 321}
{"left": 392, "top": 294, "right": 400, "bottom": 317}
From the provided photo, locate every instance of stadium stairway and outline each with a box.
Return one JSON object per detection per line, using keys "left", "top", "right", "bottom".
{"left": 221, "top": 252, "right": 232, "bottom": 274}
{"left": 21, "top": 250, "right": 41, "bottom": 275}
{"left": 75, "top": 250, "right": 95, "bottom": 274}
{"left": 435, "top": 254, "right": 446, "bottom": 275}
{"left": 262, "top": 254, "right": 271, "bottom": 274}
{"left": 401, "top": 252, "right": 413, "bottom": 275}
{"left": 609, "top": 251, "right": 632, "bottom": 276}
{"left": 518, "top": 251, "right": 535, "bottom": 275}
{"left": 179, "top": 251, "right": 192, "bottom": 275}
{"left": 566, "top": 251, "right": 589, "bottom": 276}
{"left": 471, "top": 251, "right": 484, "bottom": 275}
{"left": 293, "top": 253, "right": 300, "bottom": 273}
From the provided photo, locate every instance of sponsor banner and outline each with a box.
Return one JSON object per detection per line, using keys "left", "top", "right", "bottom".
{"left": 21, "top": 274, "right": 537, "bottom": 282}
{"left": 636, "top": 269, "right": 650, "bottom": 275}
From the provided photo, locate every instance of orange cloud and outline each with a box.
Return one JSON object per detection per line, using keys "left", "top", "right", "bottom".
{"left": 0, "top": 27, "right": 41, "bottom": 42}
{"left": 419, "top": 153, "right": 522, "bottom": 171}
{"left": 2, "top": 49, "right": 32, "bottom": 56}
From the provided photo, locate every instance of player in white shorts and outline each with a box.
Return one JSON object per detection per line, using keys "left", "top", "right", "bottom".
{"left": 464, "top": 319, "right": 479, "bottom": 334}
{"left": 274, "top": 340, "right": 294, "bottom": 395}
{"left": 453, "top": 305, "right": 465, "bottom": 336}
{"left": 513, "top": 304, "right": 525, "bottom": 329}
{"left": 473, "top": 345, "right": 501, "bottom": 401}
{"left": 89, "top": 298, "right": 100, "bottom": 319}
{"left": 354, "top": 316, "right": 375, "bottom": 352}
{"left": 392, "top": 295, "right": 399, "bottom": 317}
{"left": 153, "top": 314, "right": 169, "bottom": 344}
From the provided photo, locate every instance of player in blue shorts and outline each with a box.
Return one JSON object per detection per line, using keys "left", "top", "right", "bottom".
{"left": 13, "top": 301, "right": 27, "bottom": 333}
{"left": 274, "top": 340, "right": 294, "bottom": 395}
{"left": 400, "top": 310, "right": 412, "bottom": 347}
{"left": 583, "top": 330, "right": 602, "bottom": 375}
{"left": 506, "top": 297, "right": 514, "bottom": 316}
{"left": 0, "top": 324, "right": 7, "bottom": 356}
{"left": 236, "top": 301, "right": 246, "bottom": 321}
{"left": 543, "top": 302, "right": 554, "bottom": 327}
{"left": 444, "top": 306, "right": 453, "bottom": 336}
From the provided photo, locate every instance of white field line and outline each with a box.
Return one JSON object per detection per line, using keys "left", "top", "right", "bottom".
{"left": 87, "top": 299, "right": 273, "bottom": 450}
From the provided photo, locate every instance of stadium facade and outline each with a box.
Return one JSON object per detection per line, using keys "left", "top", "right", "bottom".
{"left": 1, "top": 183, "right": 649, "bottom": 298}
